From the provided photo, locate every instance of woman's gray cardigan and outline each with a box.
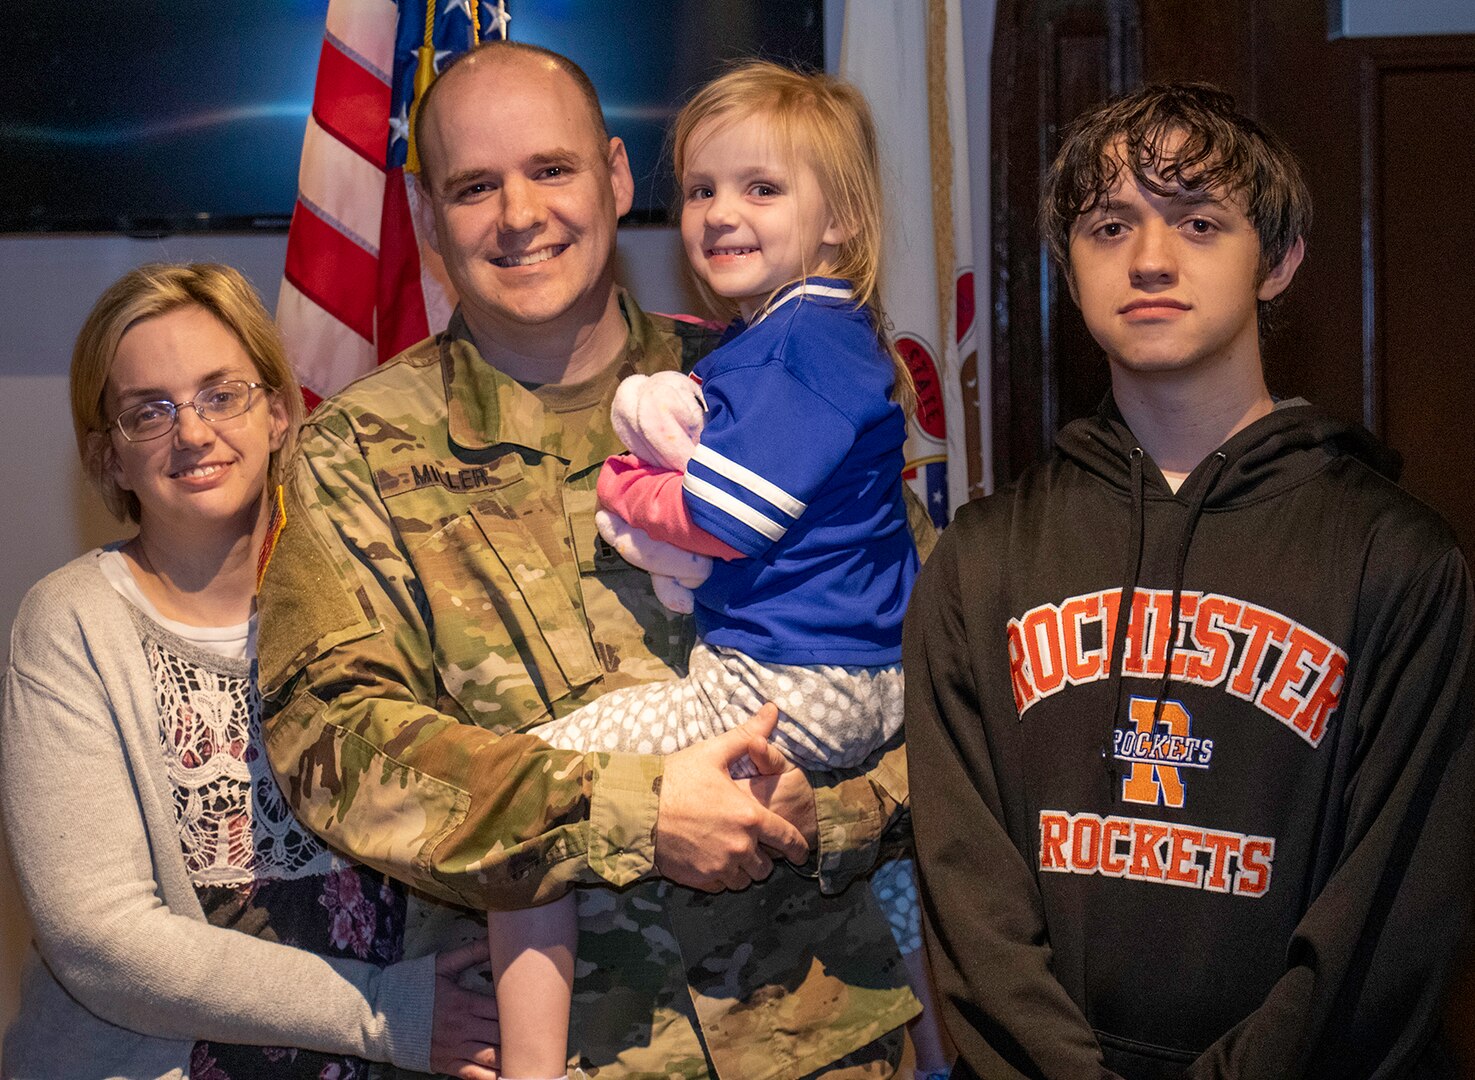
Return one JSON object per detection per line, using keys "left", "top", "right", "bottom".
{"left": 0, "top": 552, "right": 436, "bottom": 1079}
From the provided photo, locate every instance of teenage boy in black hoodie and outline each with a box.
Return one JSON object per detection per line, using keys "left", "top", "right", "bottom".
{"left": 905, "top": 83, "right": 1475, "bottom": 1080}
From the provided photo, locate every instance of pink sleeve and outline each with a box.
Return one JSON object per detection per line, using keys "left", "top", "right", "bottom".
{"left": 597, "top": 454, "right": 744, "bottom": 560}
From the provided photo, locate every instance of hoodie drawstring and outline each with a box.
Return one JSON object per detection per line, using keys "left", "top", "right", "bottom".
{"left": 1152, "top": 452, "right": 1227, "bottom": 728}
{"left": 1102, "top": 447, "right": 1146, "bottom": 793}
{"left": 1103, "top": 449, "right": 1228, "bottom": 798}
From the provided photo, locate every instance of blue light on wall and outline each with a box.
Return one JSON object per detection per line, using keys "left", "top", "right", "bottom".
{"left": 0, "top": 0, "right": 820, "bottom": 232}
{"left": 1332, "top": 0, "right": 1475, "bottom": 38}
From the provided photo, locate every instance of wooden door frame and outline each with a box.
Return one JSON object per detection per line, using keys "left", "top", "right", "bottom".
{"left": 990, "top": 0, "right": 1140, "bottom": 484}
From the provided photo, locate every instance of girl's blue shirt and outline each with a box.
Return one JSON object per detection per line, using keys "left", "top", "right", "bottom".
{"left": 683, "top": 278, "right": 917, "bottom": 665}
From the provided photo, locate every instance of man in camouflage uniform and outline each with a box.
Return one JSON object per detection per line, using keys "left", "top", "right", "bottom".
{"left": 259, "top": 42, "right": 919, "bottom": 1079}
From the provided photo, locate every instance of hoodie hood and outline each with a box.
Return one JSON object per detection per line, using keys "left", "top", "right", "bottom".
{"left": 1056, "top": 395, "right": 1401, "bottom": 507}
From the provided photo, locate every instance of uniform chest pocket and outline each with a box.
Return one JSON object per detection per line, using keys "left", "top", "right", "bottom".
{"left": 402, "top": 496, "right": 604, "bottom": 732}
{"left": 567, "top": 485, "right": 695, "bottom": 687}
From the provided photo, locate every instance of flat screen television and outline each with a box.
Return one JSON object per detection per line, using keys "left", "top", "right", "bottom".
{"left": 0, "top": 0, "right": 823, "bottom": 233}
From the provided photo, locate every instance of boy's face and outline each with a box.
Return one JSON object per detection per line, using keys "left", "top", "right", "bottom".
{"left": 1066, "top": 137, "right": 1301, "bottom": 386}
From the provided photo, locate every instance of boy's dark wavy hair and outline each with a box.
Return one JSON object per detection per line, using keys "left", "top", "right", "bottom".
{"left": 1042, "top": 83, "right": 1311, "bottom": 314}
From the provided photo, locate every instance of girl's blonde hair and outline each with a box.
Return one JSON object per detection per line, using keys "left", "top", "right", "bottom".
{"left": 672, "top": 61, "right": 915, "bottom": 411}
{"left": 71, "top": 262, "right": 306, "bottom": 523}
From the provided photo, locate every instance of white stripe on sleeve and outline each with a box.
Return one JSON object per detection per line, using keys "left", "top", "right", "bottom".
{"left": 689, "top": 444, "right": 807, "bottom": 521}
{"left": 683, "top": 473, "right": 788, "bottom": 542}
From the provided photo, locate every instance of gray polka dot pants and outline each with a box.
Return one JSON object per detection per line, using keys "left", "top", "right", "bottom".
{"left": 528, "top": 642, "right": 920, "bottom": 953}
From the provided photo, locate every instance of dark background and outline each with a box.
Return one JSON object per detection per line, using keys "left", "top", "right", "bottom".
{"left": 0, "top": 0, "right": 823, "bottom": 232}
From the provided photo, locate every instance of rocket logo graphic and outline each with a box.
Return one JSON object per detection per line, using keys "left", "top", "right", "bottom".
{"left": 1114, "top": 696, "right": 1214, "bottom": 808}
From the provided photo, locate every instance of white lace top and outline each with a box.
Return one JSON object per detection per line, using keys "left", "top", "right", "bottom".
{"left": 99, "top": 549, "right": 336, "bottom": 887}
{"left": 133, "top": 615, "right": 337, "bottom": 886}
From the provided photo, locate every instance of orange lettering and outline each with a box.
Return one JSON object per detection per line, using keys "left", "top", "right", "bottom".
{"left": 1235, "top": 838, "right": 1275, "bottom": 897}
{"left": 1007, "top": 622, "right": 1035, "bottom": 712}
{"left": 1099, "top": 591, "right": 1123, "bottom": 677}
{"left": 1259, "top": 627, "right": 1332, "bottom": 723}
{"left": 1169, "top": 594, "right": 1200, "bottom": 677}
{"left": 1185, "top": 596, "right": 1240, "bottom": 686}
{"left": 1129, "top": 821, "right": 1169, "bottom": 880}
{"left": 1035, "top": 812, "right": 1274, "bottom": 899}
{"left": 1198, "top": 830, "right": 1242, "bottom": 893}
{"left": 1140, "top": 592, "right": 1175, "bottom": 678}
{"left": 1100, "top": 819, "right": 1131, "bottom": 876}
{"left": 1121, "top": 698, "right": 1190, "bottom": 808}
{"left": 1292, "top": 651, "right": 1346, "bottom": 746}
{"left": 1024, "top": 607, "right": 1066, "bottom": 695}
{"left": 1071, "top": 814, "right": 1102, "bottom": 871}
{"left": 1229, "top": 606, "right": 1293, "bottom": 699}
{"left": 1164, "top": 828, "right": 1205, "bottom": 886}
{"left": 1061, "top": 595, "right": 1102, "bottom": 682}
{"left": 1039, "top": 812, "right": 1070, "bottom": 870}
{"left": 1124, "top": 591, "right": 1154, "bottom": 675}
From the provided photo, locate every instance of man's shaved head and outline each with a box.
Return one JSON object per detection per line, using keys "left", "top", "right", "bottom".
{"left": 414, "top": 41, "right": 607, "bottom": 183}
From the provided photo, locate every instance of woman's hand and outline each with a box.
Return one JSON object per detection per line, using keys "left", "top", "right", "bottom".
{"left": 431, "top": 941, "right": 501, "bottom": 1080}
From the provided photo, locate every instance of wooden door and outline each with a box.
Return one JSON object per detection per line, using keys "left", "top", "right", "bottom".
{"left": 990, "top": 0, "right": 1139, "bottom": 483}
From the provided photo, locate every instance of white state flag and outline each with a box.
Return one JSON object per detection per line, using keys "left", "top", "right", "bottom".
{"left": 842, "top": 0, "right": 986, "bottom": 524}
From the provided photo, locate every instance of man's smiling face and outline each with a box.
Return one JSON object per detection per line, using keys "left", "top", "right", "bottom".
{"left": 416, "top": 52, "right": 634, "bottom": 352}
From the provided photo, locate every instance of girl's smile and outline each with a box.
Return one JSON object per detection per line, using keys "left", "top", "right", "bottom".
{"left": 679, "top": 113, "right": 849, "bottom": 322}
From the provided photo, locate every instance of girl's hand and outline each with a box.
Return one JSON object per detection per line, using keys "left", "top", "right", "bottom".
{"left": 431, "top": 940, "right": 501, "bottom": 1080}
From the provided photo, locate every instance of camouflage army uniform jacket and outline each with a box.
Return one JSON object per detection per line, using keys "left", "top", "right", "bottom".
{"left": 258, "top": 295, "right": 919, "bottom": 1080}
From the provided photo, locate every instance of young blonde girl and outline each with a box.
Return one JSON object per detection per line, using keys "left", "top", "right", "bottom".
{"left": 487, "top": 61, "right": 947, "bottom": 1080}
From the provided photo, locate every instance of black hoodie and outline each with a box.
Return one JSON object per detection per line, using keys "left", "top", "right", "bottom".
{"left": 906, "top": 399, "right": 1474, "bottom": 1079}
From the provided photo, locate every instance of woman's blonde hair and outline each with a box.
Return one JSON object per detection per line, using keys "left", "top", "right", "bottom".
{"left": 70, "top": 263, "right": 305, "bottom": 523}
{"left": 672, "top": 61, "right": 914, "bottom": 411}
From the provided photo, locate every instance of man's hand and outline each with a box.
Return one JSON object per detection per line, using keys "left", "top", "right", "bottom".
{"left": 430, "top": 941, "right": 501, "bottom": 1080}
{"left": 737, "top": 766, "right": 819, "bottom": 849}
{"left": 655, "top": 704, "right": 810, "bottom": 891}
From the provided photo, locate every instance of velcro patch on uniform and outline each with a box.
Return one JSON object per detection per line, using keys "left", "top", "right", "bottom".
{"left": 377, "top": 458, "right": 520, "bottom": 497}
{"left": 256, "top": 477, "right": 381, "bottom": 695}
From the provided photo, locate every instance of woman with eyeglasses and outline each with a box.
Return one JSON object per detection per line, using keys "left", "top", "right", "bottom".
{"left": 0, "top": 264, "right": 499, "bottom": 1080}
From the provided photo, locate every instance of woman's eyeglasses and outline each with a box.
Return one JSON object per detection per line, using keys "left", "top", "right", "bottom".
{"left": 112, "top": 380, "right": 266, "bottom": 442}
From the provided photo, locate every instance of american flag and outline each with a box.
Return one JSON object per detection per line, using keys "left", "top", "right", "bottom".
{"left": 278, "top": 0, "right": 510, "bottom": 404}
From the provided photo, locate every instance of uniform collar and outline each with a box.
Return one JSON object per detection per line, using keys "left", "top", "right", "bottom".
{"left": 442, "top": 290, "right": 682, "bottom": 472}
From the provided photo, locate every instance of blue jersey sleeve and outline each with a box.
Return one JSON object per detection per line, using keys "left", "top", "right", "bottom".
{"left": 683, "top": 361, "right": 858, "bottom": 558}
